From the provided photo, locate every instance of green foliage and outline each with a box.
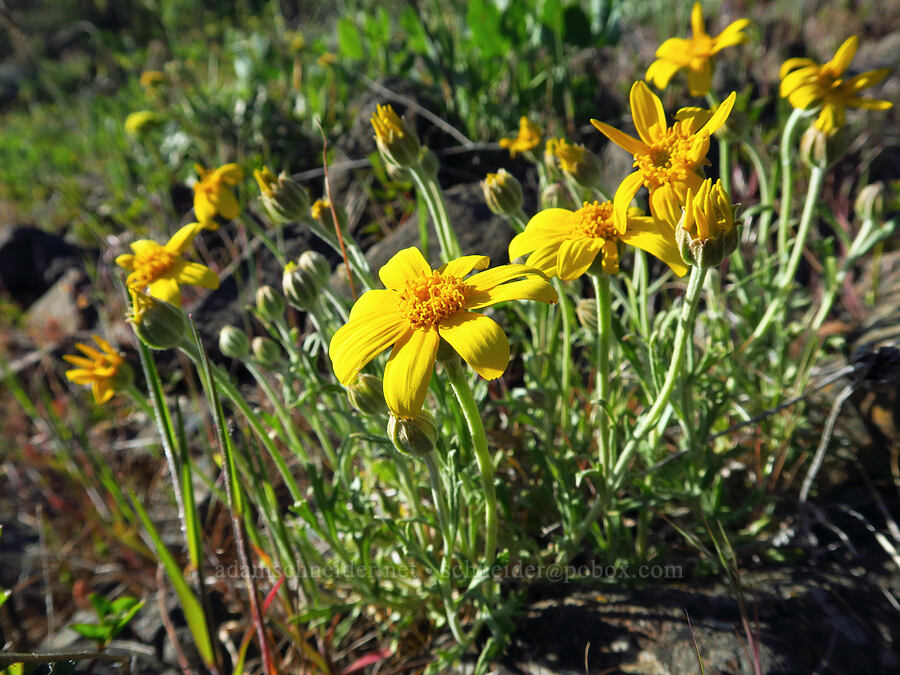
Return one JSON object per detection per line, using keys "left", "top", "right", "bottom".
{"left": 70, "top": 593, "right": 145, "bottom": 648}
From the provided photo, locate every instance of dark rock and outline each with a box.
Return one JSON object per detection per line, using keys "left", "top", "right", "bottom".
{"left": 0, "top": 225, "right": 90, "bottom": 308}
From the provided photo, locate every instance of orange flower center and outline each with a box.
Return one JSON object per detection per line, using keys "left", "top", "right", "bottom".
{"left": 689, "top": 34, "right": 715, "bottom": 58}
{"left": 397, "top": 271, "right": 469, "bottom": 329}
{"left": 634, "top": 124, "right": 699, "bottom": 189}
{"left": 132, "top": 246, "right": 176, "bottom": 286}
{"left": 573, "top": 201, "right": 618, "bottom": 240}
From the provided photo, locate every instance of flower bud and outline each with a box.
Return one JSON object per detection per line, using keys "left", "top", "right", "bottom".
{"left": 254, "top": 167, "right": 310, "bottom": 223}
{"left": 387, "top": 410, "right": 438, "bottom": 457}
{"left": 346, "top": 374, "right": 388, "bottom": 415}
{"left": 549, "top": 138, "right": 603, "bottom": 190}
{"left": 139, "top": 70, "right": 166, "bottom": 91}
{"left": 482, "top": 169, "right": 524, "bottom": 217}
{"left": 219, "top": 325, "right": 250, "bottom": 359}
{"left": 371, "top": 103, "right": 421, "bottom": 168}
{"left": 541, "top": 183, "right": 578, "bottom": 210}
{"left": 854, "top": 182, "right": 886, "bottom": 222}
{"left": 676, "top": 179, "right": 738, "bottom": 269}
{"left": 800, "top": 125, "right": 848, "bottom": 169}
{"left": 574, "top": 298, "right": 597, "bottom": 332}
{"left": 128, "top": 292, "right": 186, "bottom": 350}
{"left": 252, "top": 336, "right": 282, "bottom": 368}
{"left": 282, "top": 261, "right": 321, "bottom": 310}
{"left": 297, "top": 250, "right": 332, "bottom": 287}
{"left": 255, "top": 285, "right": 285, "bottom": 321}
{"left": 125, "top": 110, "right": 164, "bottom": 136}
{"left": 310, "top": 198, "right": 347, "bottom": 232}
{"left": 418, "top": 147, "right": 439, "bottom": 178}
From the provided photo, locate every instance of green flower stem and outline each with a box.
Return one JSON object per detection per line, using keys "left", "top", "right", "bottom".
{"left": 777, "top": 108, "right": 808, "bottom": 265}
{"left": 612, "top": 264, "right": 707, "bottom": 483}
{"left": 591, "top": 273, "right": 613, "bottom": 473}
{"left": 558, "top": 264, "right": 707, "bottom": 564}
{"left": 505, "top": 209, "right": 528, "bottom": 235}
{"left": 240, "top": 212, "right": 287, "bottom": 268}
{"left": 245, "top": 363, "right": 311, "bottom": 465}
{"left": 177, "top": 341, "right": 303, "bottom": 502}
{"left": 305, "top": 218, "right": 374, "bottom": 290}
{"left": 742, "top": 141, "right": 774, "bottom": 248}
{"left": 409, "top": 165, "right": 462, "bottom": 261}
{"left": 749, "top": 163, "right": 826, "bottom": 343}
{"left": 443, "top": 355, "right": 497, "bottom": 594}
{"left": 719, "top": 136, "right": 733, "bottom": 198}
{"left": 553, "top": 278, "right": 573, "bottom": 431}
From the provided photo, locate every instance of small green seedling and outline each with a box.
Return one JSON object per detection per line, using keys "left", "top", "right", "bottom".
{"left": 70, "top": 593, "right": 145, "bottom": 649}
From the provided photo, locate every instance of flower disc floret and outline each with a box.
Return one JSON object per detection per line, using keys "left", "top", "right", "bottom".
{"left": 573, "top": 201, "right": 618, "bottom": 240}
{"left": 398, "top": 271, "right": 469, "bottom": 329}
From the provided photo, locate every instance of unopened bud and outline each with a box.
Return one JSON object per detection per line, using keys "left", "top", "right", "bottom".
{"left": 574, "top": 298, "right": 597, "bottom": 332}
{"left": 387, "top": 410, "right": 438, "bottom": 456}
{"left": 549, "top": 138, "right": 603, "bottom": 189}
{"left": 219, "top": 325, "right": 250, "bottom": 359}
{"left": 371, "top": 103, "right": 421, "bottom": 168}
{"left": 800, "top": 125, "right": 848, "bottom": 169}
{"left": 128, "top": 292, "right": 186, "bottom": 350}
{"left": 346, "top": 374, "right": 388, "bottom": 415}
{"left": 251, "top": 336, "right": 282, "bottom": 368}
{"left": 282, "top": 261, "right": 320, "bottom": 310}
{"left": 482, "top": 169, "right": 524, "bottom": 216}
{"left": 418, "top": 147, "right": 439, "bottom": 178}
{"left": 255, "top": 285, "right": 285, "bottom": 321}
{"left": 254, "top": 167, "right": 310, "bottom": 223}
{"left": 297, "top": 250, "right": 332, "bottom": 287}
{"left": 310, "top": 198, "right": 347, "bottom": 232}
{"left": 676, "top": 179, "right": 738, "bottom": 269}
{"left": 541, "top": 183, "right": 578, "bottom": 210}
{"left": 855, "top": 182, "right": 885, "bottom": 222}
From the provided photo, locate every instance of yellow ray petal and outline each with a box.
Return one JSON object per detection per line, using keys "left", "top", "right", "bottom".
{"left": 590, "top": 119, "right": 648, "bottom": 156}
{"left": 176, "top": 261, "right": 219, "bottom": 289}
{"left": 712, "top": 19, "right": 751, "bottom": 52}
{"left": 630, "top": 81, "right": 667, "bottom": 144}
{"left": 466, "top": 264, "right": 544, "bottom": 293}
{"left": 216, "top": 163, "right": 244, "bottom": 184}
{"left": 466, "top": 276, "right": 557, "bottom": 309}
{"left": 621, "top": 221, "right": 689, "bottom": 277}
{"left": 780, "top": 58, "right": 817, "bottom": 80}
{"left": 508, "top": 209, "right": 573, "bottom": 260}
{"left": 612, "top": 171, "right": 645, "bottom": 234}
{"left": 348, "top": 289, "right": 400, "bottom": 320}
{"left": 379, "top": 247, "right": 431, "bottom": 291}
{"left": 165, "top": 222, "right": 203, "bottom": 254}
{"left": 654, "top": 37, "right": 692, "bottom": 64}
{"left": 557, "top": 238, "right": 601, "bottom": 281}
{"left": 148, "top": 277, "right": 182, "bottom": 305}
{"left": 687, "top": 60, "right": 713, "bottom": 96}
{"left": 439, "top": 255, "right": 490, "bottom": 278}
{"left": 383, "top": 328, "right": 439, "bottom": 418}
{"left": 115, "top": 253, "right": 135, "bottom": 270}
{"left": 212, "top": 188, "right": 240, "bottom": 220}
{"left": 698, "top": 91, "right": 736, "bottom": 136}
{"left": 826, "top": 35, "right": 858, "bottom": 76}
{"left": 646, "top": 58, "right": 684, "bottom": 90}
{"left": 439, "top": 312, "right": 509, "bottom": 380}
{"left": 690, "top": 1, "right": 706, "bottom": 37}
{"left": 329, "top": 313, "right": 409, "bottom": 385}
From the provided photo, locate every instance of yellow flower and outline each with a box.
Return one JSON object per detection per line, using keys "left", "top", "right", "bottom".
{"left": 329, "top": 247, "right": 557, "bottom": 417}
{"left": 115, "top": 223, "right": 219, "bottom": 306}
{"left": 646, "top": 2, "right": 751, "bottom": 96}
{"left": 124, "top": 110, "right": 163, "bottom": 136}
{"left": 64, "top": 335, "right": 132, "bottom": 404}
{"left": 193, "top": 163, "right": 244, "bottom": 226}
{"left": 139, "top": 70, "right": 166, "bottom": 90}
{"left": 547, "top": 138, "right": 603, "bottom": 189}
{"left": 509, "top": 200, "right": 688, "bottom": 279}
{"left": 499, "top": 117, "right": 542, "bottom": 157}
{"left": 591, "top": 81, "right": 735, "bottom": 231}
{"left": 780, "top": 35, "right": 893, "bottom": 135}
{"left": 371, "top": 103, "right": 421, "bottom": 168}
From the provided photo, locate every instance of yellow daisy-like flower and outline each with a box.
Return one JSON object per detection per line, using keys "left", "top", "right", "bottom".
{"left": 139, "top": 70, "right": 166, "bottom": 90}
{"left": 509, "top": 200, "right": 688, "bottom": 279}
{"left": 64, "top": 335, "right": 132, "bottom": 404}
{"left": 499, "top": 117, "right": 542, "bottom": 157}
{"left": 115, "top": 223, "right": 219, "bottom": 306}
{"left": 193, "top": 163, "right": 244, "bottom": 226}
{"left": 780, "top": 35, "right": 893, "bottom": 135}
{"left": 591, "top": 81, "right": 735, "bottom": 231}
{"left": 646, "top": 2, "right": 751, "bottom": 96}
{"left": 329, "top": 247, "right": 557, "bottom": 418}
